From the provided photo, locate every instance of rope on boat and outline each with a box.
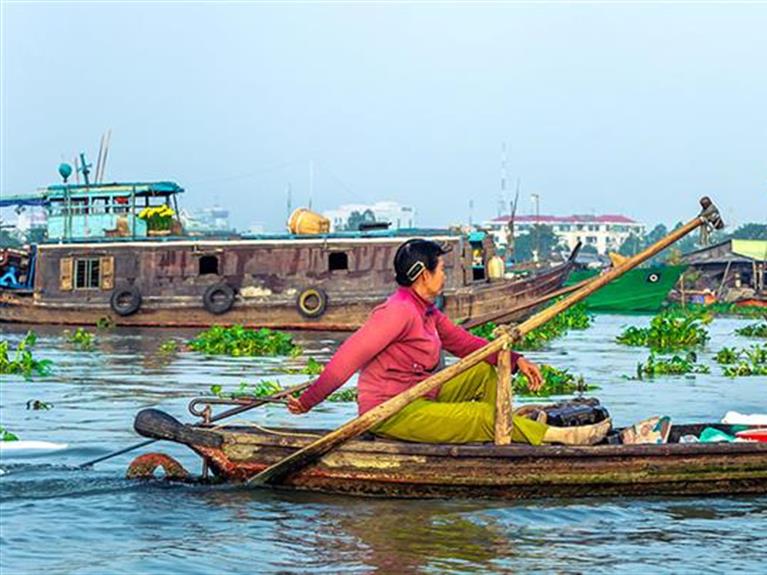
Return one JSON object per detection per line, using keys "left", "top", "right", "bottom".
{"left": 208, "top": 419, "right": 324, "bottom": 439}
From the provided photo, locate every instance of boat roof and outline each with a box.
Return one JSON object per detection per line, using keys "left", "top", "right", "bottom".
{"left": 682, "top": 238, "right": 767, "bottom": 264}
{"left": 37, "top": 227, "right": 464, "bottom": 248}
{"left": 0, "top": 181, "right": 184, "bottom": 207}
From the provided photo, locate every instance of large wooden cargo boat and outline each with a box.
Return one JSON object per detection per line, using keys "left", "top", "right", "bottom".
{"left": 133, "top": 409, "right": 767, "bottom": 499}
{"left": 0, "top": 178, "right": 577, "bottom": 330}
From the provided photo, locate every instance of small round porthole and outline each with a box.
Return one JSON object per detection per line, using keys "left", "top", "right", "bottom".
{"left": 647, "top": 272, "right": 660, "bottom": 283}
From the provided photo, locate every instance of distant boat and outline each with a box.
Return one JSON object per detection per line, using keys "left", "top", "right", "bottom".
{"left": 0, "top": 165, "right": 577, "bottom": 330}
{"left": 564, "top": 264, "right": 686, "bottom": 313}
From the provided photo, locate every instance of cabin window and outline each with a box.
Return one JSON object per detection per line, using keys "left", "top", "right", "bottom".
{"left": 50, "top": 201, "right": 66, "bottom": 216}
{"left": 70, "top": 199, "right": 89, "bottom": 215}
{"left": 111, "top": 197, "right": 130, "bottom": 214}
{"left": 91, "top": 198, "right": 107, "bottom": 215}
{"left": 74, "top": 258, "right": 100, "bottom": 289}
{"left": 199, "top": 255, "right": 219, "bottom": 275}
{"left": 329, "top": 252, "right": 349, "bottom": 271}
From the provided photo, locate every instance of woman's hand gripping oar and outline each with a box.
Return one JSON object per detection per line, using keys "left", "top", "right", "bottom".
{"left": 247, "top": 197, "right": 723, "bottom": 487}
{"left": 78, "top": 378, "right": 316, "bottom": 468}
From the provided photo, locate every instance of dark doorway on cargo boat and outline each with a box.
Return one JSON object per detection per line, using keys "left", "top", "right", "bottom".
{"left": 199, "top": 255, "right": 219, "bottom": 275}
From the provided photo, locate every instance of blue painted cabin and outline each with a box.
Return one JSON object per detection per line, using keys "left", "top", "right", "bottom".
{"left": 0, "top": 181, "right": 184, "bottom": 242}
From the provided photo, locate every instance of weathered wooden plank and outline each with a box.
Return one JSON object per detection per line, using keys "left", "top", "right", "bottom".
{"left": 494, "top": 348, "right": 512, "bottom": 445}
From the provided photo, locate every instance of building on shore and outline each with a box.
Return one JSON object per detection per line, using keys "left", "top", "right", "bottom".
{"left": 484, "top": 213, "right": 645, "bottom": 255}
{"left": 679, "top": 239, "right": 766, "bottom": 304}
{"left": 323, "top": 201, "right": 416, "bottom": 232}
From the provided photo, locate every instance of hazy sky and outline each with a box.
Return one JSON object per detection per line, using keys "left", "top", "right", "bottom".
{"left": 2, "top": 1, "right": 765, "bottom": 232}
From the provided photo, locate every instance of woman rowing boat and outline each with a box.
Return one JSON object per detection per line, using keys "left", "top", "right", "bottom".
{"left": 288, "top": 238, "right": 609, "bottom": 445}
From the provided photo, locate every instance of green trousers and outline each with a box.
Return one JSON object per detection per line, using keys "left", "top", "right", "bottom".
{"left": 372, "top": 362, "right": 548, "bottom": 445}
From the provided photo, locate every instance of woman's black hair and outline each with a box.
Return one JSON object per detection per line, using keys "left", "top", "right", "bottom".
{"left": 393, "top": 239, "right": 450, "bottom": 287}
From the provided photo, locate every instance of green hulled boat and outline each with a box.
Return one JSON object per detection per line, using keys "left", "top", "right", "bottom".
{"left": 565, "top": 265, "right": 686, "bottom": 312}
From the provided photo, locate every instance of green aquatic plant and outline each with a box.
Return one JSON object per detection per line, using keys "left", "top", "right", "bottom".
{"left": 158, "top": 340, "right": 180, "bottom": 354}
{"left": 616, "top": 310, "right": 710, "bottom": 352}
{"left": 469, "top": 302, "right": 593, "bottom": 351}
{"left": 0, "top": 426, "right": 19, "bottom": 441}
{"left": 327, "top": 387, "right": 358, "bottom": 402}
{"left": 467, "top": 322, "right": 496, "bottom": 341}
{"left": 714, "top": 343, "right": 767, "bottom": 367}
{"left": 64, "top": 328, "right": 96, "bottom": 350}
{"left": 744, "top": 343, "right": 767, "bottom": 365}
{"left": 635, "top": 351, "right": 710, "bottom": 379}
{"left": 554, "top": 302, "right": 594, "bottom": 331}
{"left": 189, "top": 325, "right": 302, "bottom": 357}
{"left": 280, "top": 357, "right": 324, "bottom": 375}
{"left": 512, "top": 364, "right": 596, "bottom": 397}
{"left": 715, "top": 346, "right": 740, "bottom": 364}
{"left": 209, "top": 379, "right": 284, "bottom": 399}
{"left": 96, "top": 316, "right": 115, "bottom": 330}
{"left": 0, "top": 331, "right": 53, "bottom": 379}
{"left": 735, "top": 322, "right": 767, "bottom": 338}
{"left": 722, "top": 362, "right": 767, "bottom": 377}
{"left": 666, "top": 303, "right": 766, "bottom": 319}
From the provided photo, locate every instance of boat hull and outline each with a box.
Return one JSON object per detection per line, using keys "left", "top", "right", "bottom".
{"left": 0, "top": 258, "right": 573, "bottom": 331}
{"left": 133, "top": 411, "right": 767, "bottom": 499}
{"left": 564, "top": 265, "right": 686, "bottom": 313}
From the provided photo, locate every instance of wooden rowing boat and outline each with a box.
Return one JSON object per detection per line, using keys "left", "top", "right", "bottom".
{"left": 132, "top": 409, "right": 767, "bottom": 499}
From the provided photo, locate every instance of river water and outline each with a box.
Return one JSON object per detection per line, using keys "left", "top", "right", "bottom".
{"left": 1, "top": 315, "right": 765, "bottom": 574}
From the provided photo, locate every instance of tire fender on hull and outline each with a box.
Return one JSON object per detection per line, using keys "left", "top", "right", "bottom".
{"left": 110, "top": 286, "right": 142, "bottom": 316}
{"left": 297, "top": 287, "right": 328, "bottom": 319}
{"left": 203, "top": 282, "right": 236, "bottom": 315}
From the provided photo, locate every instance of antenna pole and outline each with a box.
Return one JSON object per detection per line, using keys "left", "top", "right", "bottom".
{"left": 308, "top": 160, "right": 314, "bottom": 210}
{"left": 287, "top": 183, "right": 293, "bottom": 220}
{"left": 100, "top": 129, "right": 112, "bottom": 183}
{"left": 79, "top": 153, "right": 92, "bottom": 187}
{"left": 95, "top": 133, "right": 105, "bottom": 184}
{"left": 499, "top": 142, "right": 508, "bottom": 217}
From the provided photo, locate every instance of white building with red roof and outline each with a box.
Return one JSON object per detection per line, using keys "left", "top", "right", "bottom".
{"left": 484, "top": 213, "right": 645, "bottom": 255}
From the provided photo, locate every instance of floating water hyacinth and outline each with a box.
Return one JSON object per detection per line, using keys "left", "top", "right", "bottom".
{"left": 634, "top": 351, "right": 710, "bottom": 379}
{"left": 158, "top": 340, "right": 180, "bottom": 354}
{"left": 616, "top": 309, "right": 711, "bottom": 352}
{"left": 189, "top": 325, "right": 302, "bottom": 357}
{"left": 716, "top": 343, "right": 767, "bottom": 377}
{"left": 470, "top": 302, "right": 593, "bottom": 351}
{"left": 667, "top": 303, "right": 766, "bottom": 318}
{"left": 0, "top": 331, "right": 53, "bottom": 379}
{"left": 209, "top": 379, "right": 284, "bottom": 399}
{"left": 279, "top": 357, "right": 324, "bottom": 375}
{"left": 512, "top": 364, "right": 596, "bottom": 396}
{"left": 715, "top": 347, "right": 740, "bottom": 364}
{"left": 0, "top": 426, "right": 19, "bottom": 442}
{"left": 64, "top": 328, "right": 96, "bottom": 351}
{"left": 735, "top": 322, "right": 767, "bottom": 338}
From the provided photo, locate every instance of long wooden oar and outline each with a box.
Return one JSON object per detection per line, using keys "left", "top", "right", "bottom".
{"left": 249, "top": 197, "right": 723, "bottom": 486}
{"left": 79, "top": 378, "right": 315, "bottom": 468}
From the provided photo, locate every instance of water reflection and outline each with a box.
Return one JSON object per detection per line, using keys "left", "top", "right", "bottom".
{"left": 195, "top": 488, "right": 513, "bottom": 574}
